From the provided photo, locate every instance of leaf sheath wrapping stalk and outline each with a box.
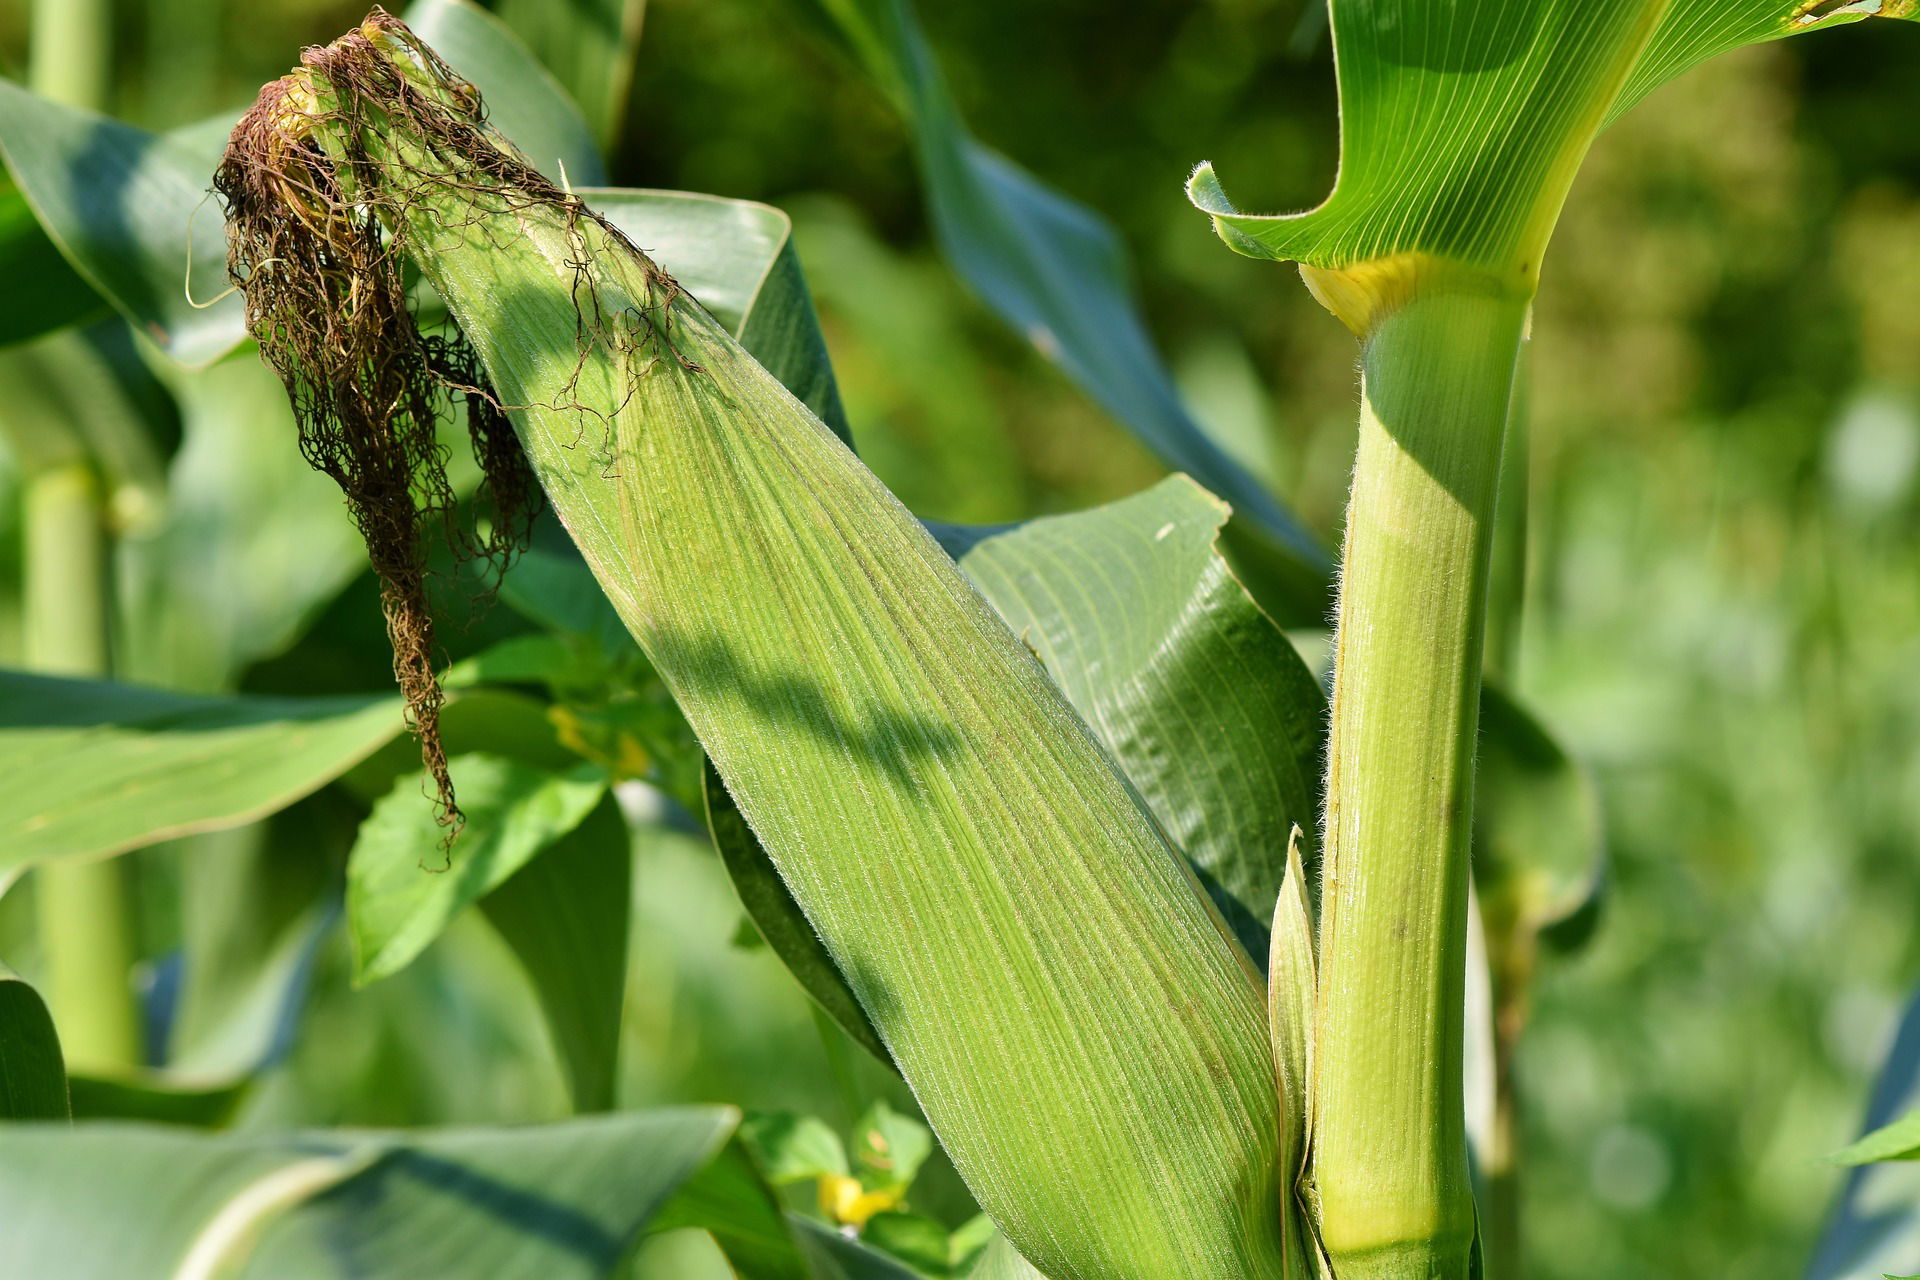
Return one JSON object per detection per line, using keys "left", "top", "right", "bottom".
{"left": 253, "top": 20, "right": 1291, "bottom": 1280}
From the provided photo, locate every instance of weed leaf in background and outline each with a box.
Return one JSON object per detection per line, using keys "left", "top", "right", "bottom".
{"left": 1808, "top": 989, "right": 1920, "bottom": 1280}
{"left": 1831, "top": 1111, "right": 1920, "bottom": 1167}
{"left": 347, "top": 753, "right": 607, "bottom": 985}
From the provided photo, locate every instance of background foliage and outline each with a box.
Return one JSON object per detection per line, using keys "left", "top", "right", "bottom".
{"left": 0, "top": 1, "right": 1916, "bottom": 1276}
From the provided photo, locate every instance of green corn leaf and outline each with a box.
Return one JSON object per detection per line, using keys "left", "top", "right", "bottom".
{"left": 794, "top": 1216, "right": 930, "bottom": 1280}
{"left": 1808, "top": 989, "right": 1920, "bottom": 1280}
{"left": 708, "top": 474, "right": 1326, "bottom": 1068}
{"left": 1192, "top": 0, "right": 1916, "bottom": 302}
{"left": 264, "top": 22, "right": 1291, "bottom": 1279}
{"left": 120, "top": 354, "right": 369, "bottom": 688}
{"left": 1615, "top": 0, "right": 1920, "bottom": 121}
{"left": 348, "top": 753, "right": 608, "bottom": 985}
{"left": 443, "top": 632, "right": 590, "bottom": 690}
{"left": 587, "top": 188, "right": 850, "bottom": 441}
{"left": 967, "top": 1233, "right": 1052, "bottom": 1280}
{"left": 0, "top": 672, "right": 404, "bottom": 875}
{"left": 339, "top": 688, "right": 582, "bottom": 802}
{"left": 0, "top": 1109, "right": 736, "bottom": 1279}
{"left": 935, "top": 474, "right": 1326, "bottom": 962}
{"left": 0, "top": 88, "right": 237, "bottom": 366}
{"left": 650, "top": 1136, "right": 814, "bottom": 1280}
{"left": 810, "top": 0, "right": 1331, "bottom": 618}
{"left": 1190, "top": 3, "right": 1666, "bottom": 284}
{"left": 0, "top": 178, "right": 106, "bottom": 347}
{"left": 405, "top": 0, "right": 606, "bottom": 185}
{"left": 705, "top": 758, "right": 893, "bottom": 1065}
{"left": 66, "top": 1073, "right": 248, "bottom": 1127}
{"left": 0, "top": 963, "right": 69, "bottom": 1120}
{"left": 0, "top": 327, "right": 168, "bottom": 523}
{"left": 69, "top": 898, "right": 335, "bottom": 1126}
{"left": 502, "top": 546, "right": 633, "bottom": 650}
{"left": 1473, "top": 683, "right": 1607, "bottom": 954}
{"left": 478, "top": 794, "right": 632, "bottom": 1113}
{"left": 863, "top": 1212, "right": 958, "bottom": 1276}
{"left": 493, "top": 0, "right": 647, "bottom": 153}
{"left": 1831, "top": 1110, "right": 1920, "bottom": 1167}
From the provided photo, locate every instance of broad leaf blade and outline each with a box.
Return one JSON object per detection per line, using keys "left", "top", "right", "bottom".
{"left": 0, "top": 963, "right": 69, "bottom": 1120}
{"left": 0, "top": 1110, "right": 736, "bottom": 1279}
{"left": 0, "top": 83, "right": 237, "bottom": 366}
{"left": 704, "top": 760, "right": 891, "bottom": 1065}
{"left": 1832, "top": 1111, "right": 1920, "bottom": 1167}
{"left": 0, "top": 180, "right": 106, "bottom": 347}
{"left": 478, "top": 795, "right": 632, "bottom": 1113}
{"left": 1192, "top": 3, "right": 1664, "bottom": 274}
{"left": 813, "top": 0, "right": 1330, "bottom": 616}
{"left": 587, "top": 188, "right": 850, "bottom": 441}
{"left": 494, "top": 0, "right": 647, "bottom": 153}
{"left": 1473, "top": 683, "right": 1606, "bottom": 951}
{"left": 405, "top": 0, "right": 606, "bottom": 186}
{"left": 939, "top": 473, "right": 1326, "bottom": 961}
{"left": 347, "top": 753, "right": 607, "bottom": 985}
{"left": 1615, "top": 1, "right": 1920, "bottom": 121}
{"left": 793, "top": 1215, "right": 928, "bottom": 1280}
{"left": 0, "top": 672, "right": 404, "bottom": 872}
{"left": 651, "top": 1137, "right": 815, "bottom": 1280}
{"left": 1194, "top": 0, "right": 1916, "bottom": 278}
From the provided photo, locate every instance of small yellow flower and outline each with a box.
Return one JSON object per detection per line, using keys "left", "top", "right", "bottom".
{"left": 817, "top": 1173, "right": 901, "bottom": 1227}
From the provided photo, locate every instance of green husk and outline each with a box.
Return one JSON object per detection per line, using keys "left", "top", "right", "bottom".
{"left": 217, "top": 13, "right": 1292, "bottom": 1279}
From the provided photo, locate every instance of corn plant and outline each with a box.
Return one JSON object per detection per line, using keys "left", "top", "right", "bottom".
{"left": 0, "top": 2, "right": 1914, "bottom": 1279}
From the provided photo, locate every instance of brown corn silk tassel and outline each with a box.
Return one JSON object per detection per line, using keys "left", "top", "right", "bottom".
{"left": 213, "top": 9, "right": 545, "bottom": 837}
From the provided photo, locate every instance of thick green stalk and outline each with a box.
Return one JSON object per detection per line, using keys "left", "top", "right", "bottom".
{"left": 24, "top": 465, "right": 141, "bottom": 1069}
{"left": 28, "top": 0, "right": 111, "bottom": 111}
{"left": 22, "top": 0, "right": 142, "bottom": 1073}
{"left": 1312, "top": 285, "right": 1527, "bottom": 1280}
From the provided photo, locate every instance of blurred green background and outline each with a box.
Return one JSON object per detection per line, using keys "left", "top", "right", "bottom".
{"left": 0, "top": 1, "right": 1916, "bottom": 1276}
